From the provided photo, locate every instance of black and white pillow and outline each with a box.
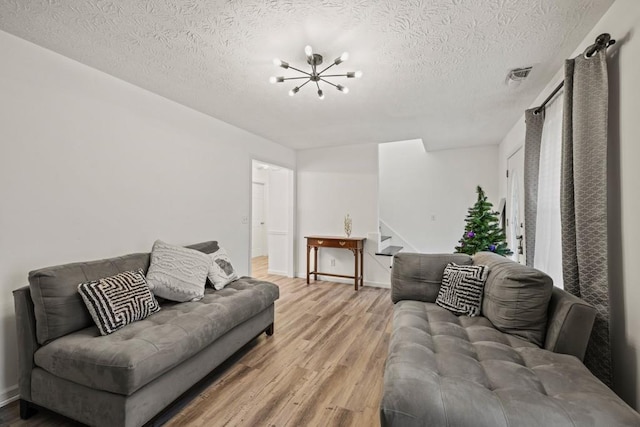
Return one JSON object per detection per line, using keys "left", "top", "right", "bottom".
{"left": 208, "top": 248, "right": 238, "bottom": 290}
{"left": 436, "top": 263, "right": 489, "bottom": 317}
{"left": 78, "top": 269, "right": 161, "bottom": 336}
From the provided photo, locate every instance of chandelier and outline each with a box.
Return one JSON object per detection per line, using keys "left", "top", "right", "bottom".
{"left": 270, "top": 45, "right": 362, "bottom": 99}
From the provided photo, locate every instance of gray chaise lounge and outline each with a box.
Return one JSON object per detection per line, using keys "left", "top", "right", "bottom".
{"left": 381, "top": 251, "right": 640, "bottom": 426}
{"left": 14, "top": 240, "right": 279, "bottom": 427}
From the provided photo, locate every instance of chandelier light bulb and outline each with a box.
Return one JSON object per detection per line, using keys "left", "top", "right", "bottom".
{"left": 305, "top": 45, "right": 313, "bottom": 58}
{"left": 317, "top": 89, "right": 324, "bottom": 100}
{"left": 269, "top": 76, "right": 277, "bottom": 84}
{"left": 273, "top": 58, "right": 289, "bottom": 69}
{"left": 342, "top": 86, "right": 350, "bottom": 94}
{"left": 334, "top": 52, "right": 349, "bottom": 65}
{"left": 354, "top": 70, "right": 363, "bottom": 78}
{"left": 289, "top": 87, "right": 300, "bottom": 96}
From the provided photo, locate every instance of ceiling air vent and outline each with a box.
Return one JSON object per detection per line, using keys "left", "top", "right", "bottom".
{"left": 507, "top": 67, "right": 533, "bottom": 84}
{"left": 506, "top": 66, "right": 533, "bottom": 86}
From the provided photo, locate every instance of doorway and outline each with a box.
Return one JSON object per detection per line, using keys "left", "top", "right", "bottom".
{"left": 251, "top": 182, "right": 267, "bottom": 257}
{"left": 251, "top": 160, "right": 295, "bottom": 278}
{"left": 507, "top": 147, "right": 525, "bottom": 264}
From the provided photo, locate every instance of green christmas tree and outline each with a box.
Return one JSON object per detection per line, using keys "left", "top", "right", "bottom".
{"left": 454, "top": 186, "right": 512, "bottom": 256}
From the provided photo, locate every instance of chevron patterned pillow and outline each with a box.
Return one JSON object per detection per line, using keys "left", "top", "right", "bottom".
{"left": 78, "top": 269, "right": 161, "bottom": 336}
{"left": 436, "top": 263, "right": 489, "bottom": 317}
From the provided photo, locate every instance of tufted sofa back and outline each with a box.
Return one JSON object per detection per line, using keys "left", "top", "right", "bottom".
{"left": 391, "top": 251, "right": 554, "bottom": 347}
{"left": 28, "top": 241, "right": 219, "bottom": 345}
{"left": 390, "top": 252, "right": 473, "bottom": 304}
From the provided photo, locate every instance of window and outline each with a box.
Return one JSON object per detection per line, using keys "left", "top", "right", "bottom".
{"left": 533, "top": 94, "right": 564, "bottom": 288}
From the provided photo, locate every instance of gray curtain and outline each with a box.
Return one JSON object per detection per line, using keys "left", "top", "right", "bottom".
{"left": 561, "top": 49, "right": 611, "bottom": 385}
{"left": 524, "top": 109, "right": 545, "bottom": 267}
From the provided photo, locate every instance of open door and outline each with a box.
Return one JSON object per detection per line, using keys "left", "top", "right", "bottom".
{"left": 251, "top": 160, "right": 295, "bottom": 277}
{"left": 251, "top": 182, "right": 267, "bottom": 257}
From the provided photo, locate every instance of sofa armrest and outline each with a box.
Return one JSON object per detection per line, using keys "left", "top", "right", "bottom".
{"left": 391, "top": 253, "right": 472, "bottom": 303}
{"left": 13, "top": 286, "right": 39, "bottom": 402}
{"left": 544, "top": 287, "right": 596, "bottom": 361}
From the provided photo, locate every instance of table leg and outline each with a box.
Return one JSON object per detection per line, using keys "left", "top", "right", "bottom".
{"left": 314, "top": 247, "right": 318, "bottom": 281}
{"left": 360, "top": 248, "right": 364, "bottom": 288}
{"left": 306, "top": 244, "right": 310, "bottom": 285}
{"left": 354, "top": 249, "right": 358, "bottom": 291}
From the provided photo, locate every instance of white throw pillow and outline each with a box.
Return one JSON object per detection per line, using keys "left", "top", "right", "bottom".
{"left": 208, "top": 248, "right": 238, "bottom": 290}
{"left": 145, "top": 240, "right": 210, "bottom": 302}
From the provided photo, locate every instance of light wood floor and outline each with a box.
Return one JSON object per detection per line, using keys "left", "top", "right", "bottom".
{"left": 1, "top": 256, "right": 393, "bottom": 427}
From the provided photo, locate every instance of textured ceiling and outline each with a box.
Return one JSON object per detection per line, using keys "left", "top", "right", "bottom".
{"left": 0, "top": 0, "right": 614, "bottom": 150}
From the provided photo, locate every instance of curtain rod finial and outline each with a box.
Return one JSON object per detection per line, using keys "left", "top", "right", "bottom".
{"left": 595, "top": 33, "right": 611, "bottom": 47}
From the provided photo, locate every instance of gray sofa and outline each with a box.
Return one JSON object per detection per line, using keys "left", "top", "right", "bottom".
{"left": 13, "top": 240, "right": 279, "bottom": 427}
{"left": 381, "top": 252, "right": 640, "bottom": 426}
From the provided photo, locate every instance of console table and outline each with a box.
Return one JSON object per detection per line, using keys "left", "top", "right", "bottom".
{"left": 305, "top": 235, "right": 366, "bottom": 291}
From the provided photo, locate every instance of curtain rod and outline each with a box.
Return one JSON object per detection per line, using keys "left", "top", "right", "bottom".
{"left": 533, "top": 33, "right": 615, "bottom": 115}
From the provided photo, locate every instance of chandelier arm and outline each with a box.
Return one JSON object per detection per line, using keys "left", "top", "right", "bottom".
{"left": 298, "top": 79, "right": 312, "bottom": 89}
{"left": 281, "top": 76, "right": 312, "bottom": 80}
{"left": 319, "top": 78, "right": 339, "bottom": 88}
{"left": 318, "top": 74, "right": 351, "bottom": 78}
{"left": 317, "top": 62, "right": 337, "bottom": 75}
{"left": 287, "top": 65, "right": 312, "bottom": 76}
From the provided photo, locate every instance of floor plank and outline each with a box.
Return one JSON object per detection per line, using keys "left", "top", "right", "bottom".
{"left": 1, "top": 256, "right": 392, "bottom": 426}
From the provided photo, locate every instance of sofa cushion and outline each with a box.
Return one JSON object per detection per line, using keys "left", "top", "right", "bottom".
{"left": 146, "top": 240, "right": 211, "bottom": 302}
{"left": 473, "top": 251, "right": 553, "bottom": 347}
{"left": 34, "top": 277, "right": 277, "bottom": 396}
{"left": 78, "top": 269, "right": 161, "bottom": 335}
{"left": 391, "top": 253, "right": 473, "bottom": 303}
{"left": 28, "top": 241, "right": 219, "bottom": 345}
{"left": 381, "top": 300, "right": 640, "bottom": 427}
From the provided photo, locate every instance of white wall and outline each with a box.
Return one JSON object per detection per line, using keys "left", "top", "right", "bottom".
{"left": 296, "top": 144, "right": 386, "bottom": 285}
{"left": 497, "top": 0, "right": 640, "bottom": 408}
{"left": 379, "top": 140, "right": 500, "bottom": 253}
{"left": 0, "top": 30, "right": 295, "bottom": 405}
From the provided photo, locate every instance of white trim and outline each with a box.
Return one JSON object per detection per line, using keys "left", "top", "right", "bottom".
{"left": 366, "top": 245, "right": 393, "bottom": 272}
{"left": 267, "top": 230, "right": 288, "bottom": 235}
{"left": 295, "top": 274, "right": 390, "bottom": 289}
{"left": 363, "top": 281, "right": 391, "bottom": 289}
{"left": 0, "top": 385, "right": 19, "bottom": 407}
{"left": 250, "top": 159, "right": 296, "bottom": 279}
{"left": 267, "top": 269, "right": 288, "bottom": 276}
{"left": 378, "top": 218, "right": 419, "bottom": 252}
{"left": 506, "top": 144, "right": 524, "bottom": 162}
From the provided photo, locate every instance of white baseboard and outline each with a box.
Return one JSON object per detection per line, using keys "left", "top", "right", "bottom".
{"left": 295, "top": 274, "right": 391, "bottom": 289}
{"left": 364, "top": 281, "right": 391, "bottom": 289}
{"left": 267, "top": 269, "right": 288, "bottom": 276}
{"left": 0, "top": 384, "right": 19, "bottom": 407}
